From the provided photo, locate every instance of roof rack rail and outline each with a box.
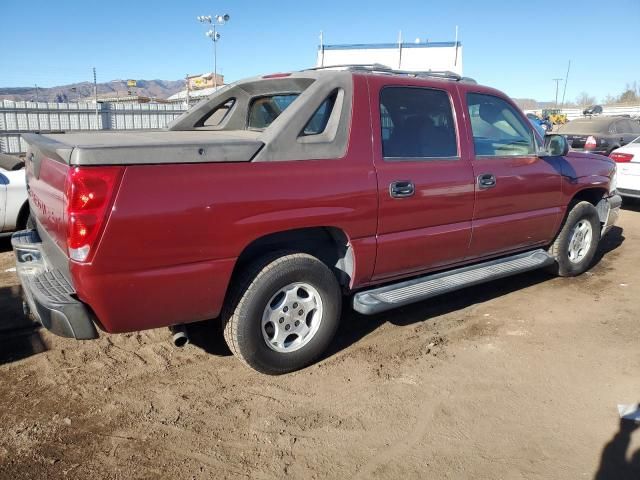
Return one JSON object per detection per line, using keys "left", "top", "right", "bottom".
{"left": 305, "top": 64, "right": 476, "bottom": 83}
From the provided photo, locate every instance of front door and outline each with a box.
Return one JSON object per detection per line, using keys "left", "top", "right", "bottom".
{"left": 461, "top": 91, "right": 563, "bottom": 258}
{"left": 369, "top": 78, "right": 475, "bottom": 280}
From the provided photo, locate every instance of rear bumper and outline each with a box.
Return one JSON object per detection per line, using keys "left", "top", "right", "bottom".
{"left": 11, "top": 229, "right": 98, "bottom": 340}
{"left": 570, "top": 148, "right": 608, "bottom": 155}
{"left": 617, "top": 188, "right": 640, "bottom": 199}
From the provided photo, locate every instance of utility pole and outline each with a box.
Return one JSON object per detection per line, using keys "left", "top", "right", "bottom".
{"left": 397, "top": 30, "right": 403, "bottom": 69}
{"left": 185, "top": 73, "right": 190, "bottom": 107}
{"left": 93, "top": 67, "right": 99, "bottom": 129}
{"left": 560, "top": 60, "right": 571, "bottom": 108}
{"left": 454, "top": 25, "right": 459, "bottom": 67}
{"left": 34, "top": 84, "right": 41, "bottom": 131}
{"left": 553, "top": 78, "right": 563, "bottom": 108}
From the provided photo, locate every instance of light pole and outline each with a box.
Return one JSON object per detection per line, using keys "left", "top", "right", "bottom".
{"left": 196, "top": 14, "right": 230, "bottom": 90}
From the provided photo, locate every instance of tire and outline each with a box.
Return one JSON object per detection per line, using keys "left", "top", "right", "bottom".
{"left": 222, "top": 252, "right": 342, "bottom": 374}
{"left": 548, "top": 201, "right": 601, "bottom": 277}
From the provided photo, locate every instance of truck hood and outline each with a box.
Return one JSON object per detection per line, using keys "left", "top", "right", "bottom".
{"left": 22, "top": 130, "right": 264, "bottom": 166}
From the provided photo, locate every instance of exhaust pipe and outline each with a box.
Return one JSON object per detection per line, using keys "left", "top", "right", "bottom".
{"left": 169, "top": 325, "right": 190, "bottom": 348}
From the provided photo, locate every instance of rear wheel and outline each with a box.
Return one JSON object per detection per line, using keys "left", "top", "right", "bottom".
{"left": 548, "top": 201, "right": 601, "bottom": 277}
{"left": 222, "top": 252, "right": 342, "bottom": 374}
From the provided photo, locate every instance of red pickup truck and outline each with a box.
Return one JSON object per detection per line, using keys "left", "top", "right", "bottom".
{"left": 13, "top": 67, "right": 621, "bottom": 374}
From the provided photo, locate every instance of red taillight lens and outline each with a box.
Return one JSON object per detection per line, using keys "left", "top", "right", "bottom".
{"left": 609, "top": 152, "right": 634, "bottom": 163}
{"left": 64, "top": 166, "right": 124, "bottom": 262}
{"left": 585, "top": 136, "right": 597, "bottom": 149}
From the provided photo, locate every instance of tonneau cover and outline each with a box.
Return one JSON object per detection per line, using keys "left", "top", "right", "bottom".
{"left": 22, "top": 130, "right": 264, "bottom": 165}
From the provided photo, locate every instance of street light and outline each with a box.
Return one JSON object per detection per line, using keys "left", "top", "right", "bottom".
{"left": 196, "top": 13, "right": 230, "bottom": 90}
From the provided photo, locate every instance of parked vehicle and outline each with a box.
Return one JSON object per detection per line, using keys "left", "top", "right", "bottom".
{"left": 12, "top": 67, "right": 621, "bottom": 374}
{"left": 582, "top": 105, "right": 603, "bottom": 116}
{"left": 609, "top": 136, "right": 640, "bottom": 200}
{"left": 558, "top": 116, "right": 640, "bottom": 155}
{"left": 526, "top": 113, "right": 552, "bottom": 132}
{"left": 0, "top": 153, "right": 30, "bottom": 237}
{"left": 542, "top": 108, "right": 567, "bottom": 126}
{"left": 528, "top": 117, "right": 546, "bottom": 138}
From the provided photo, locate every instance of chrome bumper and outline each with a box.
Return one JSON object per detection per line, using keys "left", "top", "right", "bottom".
{"left": 11, "top": 229, "right": 99, "bottom": 340}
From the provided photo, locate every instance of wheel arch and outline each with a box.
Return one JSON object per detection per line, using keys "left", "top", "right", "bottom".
{"left": 15, "top": 200, "right": 31, "bottom": 231}
{"left": 569, "top": 187, "right": 610, "bottom": 224}
{"left": 231, "top": 226, "right": 354, "bottom": 290}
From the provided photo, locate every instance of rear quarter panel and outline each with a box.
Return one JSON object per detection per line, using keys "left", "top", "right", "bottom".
{"left": 75, "top": 75, "right": 379, "bottom": 333}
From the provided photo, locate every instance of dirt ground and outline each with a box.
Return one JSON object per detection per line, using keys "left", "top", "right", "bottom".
{"left": 1, "top": 206, "right": 639, "bottom": 480}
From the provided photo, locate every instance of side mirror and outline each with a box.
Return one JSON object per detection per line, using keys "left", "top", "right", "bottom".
{"left": 542, "top": 134, "right": 569, "bottom": 156}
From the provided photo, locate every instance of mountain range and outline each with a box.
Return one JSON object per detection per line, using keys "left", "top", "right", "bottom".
{"left": 0, "top": 79, "right": 185, "bottom": 102}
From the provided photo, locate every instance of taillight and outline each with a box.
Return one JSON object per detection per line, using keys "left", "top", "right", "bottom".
{"left": 609, "top": 152, "right": 634, "bottom": 163}
{"left": 64, "top": 166, "right": 124, "bottom": 262}
{"left": 585, "top": 136, "right": 597, "bottom": 149}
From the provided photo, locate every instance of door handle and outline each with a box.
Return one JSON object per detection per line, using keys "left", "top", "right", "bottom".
{"left": 389, "top": 181, "right": 415, "bottom": 198}
{"left": 477, "top": 173, "right": 497, "bottom": 189}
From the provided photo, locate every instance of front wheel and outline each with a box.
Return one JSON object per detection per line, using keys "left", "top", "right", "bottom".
{"left": 548, "top": 201, "right": 601, "bottom": 277}
{"left": 222, "top": 252, "right": 342, "bottom": 374}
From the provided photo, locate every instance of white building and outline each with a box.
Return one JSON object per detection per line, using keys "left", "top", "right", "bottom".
{"left": 317, "top": 41, "right": 463, "bottom": 75}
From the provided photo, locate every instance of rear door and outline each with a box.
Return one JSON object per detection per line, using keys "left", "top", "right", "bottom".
{"left": 369, "top": 76, "right": 475, "bottom": 280}
{"left": 461, "top": 91, "right": 563, "bottom": 258}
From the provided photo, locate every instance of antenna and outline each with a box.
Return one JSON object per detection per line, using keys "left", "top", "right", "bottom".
{"left": 553, "top": 78, "right": 563, "bottom": 108}
{"left": 561, "top": 60, "right": 571, "bottom": 108}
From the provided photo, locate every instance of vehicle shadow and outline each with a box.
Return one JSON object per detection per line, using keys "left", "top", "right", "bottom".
{"left": 0, "top": 286, "right": 48, "bottom": 365}
{"left": 326, "top": 225, "right": 625, "bottom": 361}
{"left": 593, "top": 226, "right": 625, "bottom": 265}
{"left": 176, "top": 226, "right": 625, "bottom": 361}
{"left": 621, "top": 198, "right": 640, "bottom": 213}
{"left": 188, "top": 318, "right": 232, "bottom": 356}
{"left": 0, "top": 236, "right": 13, "bottom": 253}
{"left": 594, "top": 418, "right": 640, "bottom": 480}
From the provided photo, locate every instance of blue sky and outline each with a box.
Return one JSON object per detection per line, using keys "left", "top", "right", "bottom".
{"left": 1, "top": 0, "right": 639, "bottom": 102}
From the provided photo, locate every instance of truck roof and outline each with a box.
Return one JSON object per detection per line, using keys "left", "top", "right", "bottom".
{"left": 305, "top": 64, "right": 477, "bottom": 85}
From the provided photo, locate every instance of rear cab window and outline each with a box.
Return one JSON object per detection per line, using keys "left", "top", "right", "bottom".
{"left": 379, "top": 86, "right": 458, "bottom": 159}
{"left": 248, "top": 94, "right": 299, "bottom": 130}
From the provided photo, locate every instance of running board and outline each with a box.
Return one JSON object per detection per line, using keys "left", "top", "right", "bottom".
{"left": 353, "top": 249, "right": 555, "bottom": 315}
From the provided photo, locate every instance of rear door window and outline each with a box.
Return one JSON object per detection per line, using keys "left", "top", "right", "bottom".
{"left": 379, "top": 87, "right": 458, "bottom": 159}
{"left": 466, "top": 93, "right": 535, "bottom": 156}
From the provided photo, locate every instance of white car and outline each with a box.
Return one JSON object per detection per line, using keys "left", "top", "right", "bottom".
{"left": 610, "top": 136, "right": 640, "bottom": 200}
{"left": 0, "top": 154, "right": 30, "bottom": 237}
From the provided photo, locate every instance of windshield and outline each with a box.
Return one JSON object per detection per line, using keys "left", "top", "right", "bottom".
{"left": 248, "top": 94, "right": 300, "bottom": 130}
{"left": 632, "top": 135, "right": 640, "bottom": 144}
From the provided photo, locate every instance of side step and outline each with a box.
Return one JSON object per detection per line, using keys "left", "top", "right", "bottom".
{"left": 353, "top": 249, "right": 555, "bottom": 315}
